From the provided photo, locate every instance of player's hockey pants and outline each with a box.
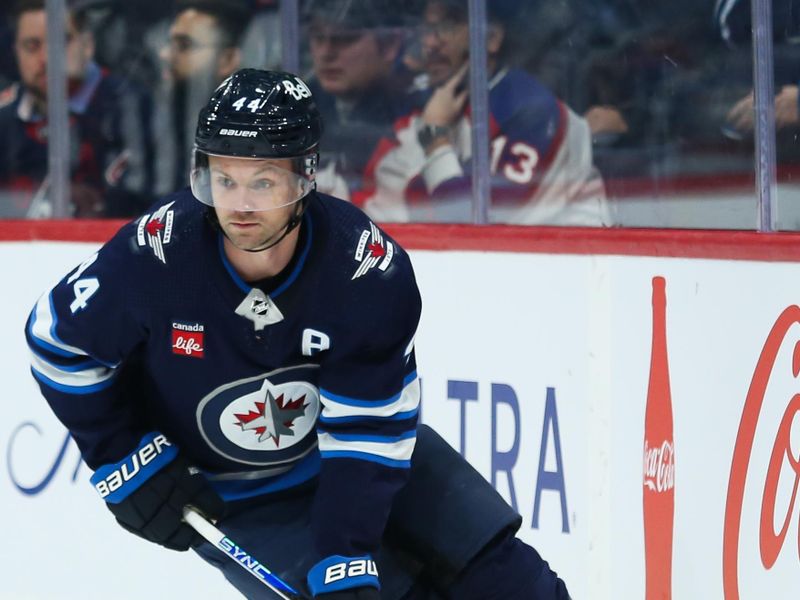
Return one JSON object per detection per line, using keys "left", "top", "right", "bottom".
{"left": 195, "top": 425, "right": 570, "bottom": 599}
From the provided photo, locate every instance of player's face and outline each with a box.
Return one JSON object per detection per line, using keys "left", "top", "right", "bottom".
{"left": 161, "top": 9, "right": 222, "bottom": 82}
{"left": 15, "top": 10, "right": 92, "bottom": 100}
{"left": 309, "top": 23, "right": 396, "bottom": 99}
{"left": 211, "top": 155, "right": 303, "bottom": 251}
{"left": 420, "top": 2, "right": 469, "bottom": 87}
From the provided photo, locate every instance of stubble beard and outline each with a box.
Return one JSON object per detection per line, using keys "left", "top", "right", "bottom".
{"left": 224, "top": 220, "right": 289, "bottom": 253}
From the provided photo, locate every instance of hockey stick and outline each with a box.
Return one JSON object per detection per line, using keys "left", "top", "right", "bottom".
{"left": 183, "top": 506, "right": 308, "bottom": 600}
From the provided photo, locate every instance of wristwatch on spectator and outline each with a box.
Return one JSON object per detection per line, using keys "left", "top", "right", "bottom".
{"left": 417, "top": 123, "right": 452, "bottom": 151}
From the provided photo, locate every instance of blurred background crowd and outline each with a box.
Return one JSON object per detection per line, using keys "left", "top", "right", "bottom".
{"left": 1, "top": 0, "right": 798, "bottom": 229}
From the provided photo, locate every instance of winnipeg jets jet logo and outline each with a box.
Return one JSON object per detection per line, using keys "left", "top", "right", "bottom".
{"left": 234, "top": 383, "right": 308, "bottom": 446}
{"left": 196, "top": 366, "right": 321, "bottom": 464}
{"left": 136, "top": 201, "right": 175, "bottom": 264}
{"left": 352, "top": 222, "right": 394, "bottom": 280}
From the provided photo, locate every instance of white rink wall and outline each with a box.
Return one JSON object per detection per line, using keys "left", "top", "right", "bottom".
{"left": 0, "top": 242, "right": 243, "bottom": 600}
{"left": 2, "top": 238, "right": 799, "bottom": 599}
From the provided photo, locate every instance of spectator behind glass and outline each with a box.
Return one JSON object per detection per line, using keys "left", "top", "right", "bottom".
{"left": 0, "top": 0, "right": 154, "bottom": 218}
{"left": 302, "top": 0, "right": 413, "bottom": 201}
{"left": 714, "top": 0, "right": 800, "bottom": 227}
{"left": 359, "top": 0, "right": 609, "bottom": 225}
{"left": 716, "top": 0, "right": 800, "bottom": 150}
{"left": 152, "top": 0, "right": 247, "bottom": 196}
{"left": 508, "top": 0, "right": 727, "bottom": 214}
{"left": 612, "top": 0, "right": 752, "bottom": 184}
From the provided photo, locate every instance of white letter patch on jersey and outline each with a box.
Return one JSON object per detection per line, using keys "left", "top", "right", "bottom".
{"left": 352, "top": 222, "right": 393, "bottom": 280}
{"left": 136, "top": 201, "right": 175, "bottom": 264}
{"left": 302, "top": 328, "right": 330, "bottom": 356}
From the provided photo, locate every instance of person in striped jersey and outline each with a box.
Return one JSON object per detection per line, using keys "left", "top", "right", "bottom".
{"left": 357, "top": 0, "right": 609, "bottom": 227}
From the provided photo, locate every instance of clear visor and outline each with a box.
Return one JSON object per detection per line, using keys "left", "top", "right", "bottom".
{"left": 190, "top": 152, "right": 314, "bottom": 212}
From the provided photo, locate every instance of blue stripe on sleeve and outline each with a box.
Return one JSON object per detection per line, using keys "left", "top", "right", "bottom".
{"left": 29, "top": 347, "right": 105, "bottom": 373}
{"left": 319, "top": 407, "right": 419, "bottom": 425}
{"left": 320, "top": 370, "right": 418, "bottom": 408}
{"left": 30, "top": 367, "right": 117, "bottom": 395}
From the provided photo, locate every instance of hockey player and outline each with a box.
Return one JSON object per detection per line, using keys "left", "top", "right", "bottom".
{"left": 26, "top": 68, "right": 570, "bottom": 599}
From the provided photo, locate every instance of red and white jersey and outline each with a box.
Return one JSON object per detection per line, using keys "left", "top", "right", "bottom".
{"left": 357, "top": 67, "right": 610, "bottom": 226}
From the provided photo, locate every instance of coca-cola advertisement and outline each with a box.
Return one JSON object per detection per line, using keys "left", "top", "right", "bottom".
{"left": 643, "top": 276, "right": 676, "bottom": 600}
{"left": 723, "top": 305, "right": 800, "bottom": 600}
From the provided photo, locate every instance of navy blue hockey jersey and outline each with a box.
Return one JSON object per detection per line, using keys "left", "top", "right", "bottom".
{"left": 25, "top": 189, "right": 421, "bottom": 558}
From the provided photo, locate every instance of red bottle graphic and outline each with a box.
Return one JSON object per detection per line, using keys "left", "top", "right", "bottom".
{"left": 643, "top": 276, "right": 675, "bottom": 600}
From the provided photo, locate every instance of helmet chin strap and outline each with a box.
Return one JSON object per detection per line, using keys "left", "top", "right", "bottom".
{"left": 213, "top": 193, "right": 310, "bottom": 253}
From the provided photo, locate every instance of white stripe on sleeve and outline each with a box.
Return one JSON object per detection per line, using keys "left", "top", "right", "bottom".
{"left": 31, "top": 292, "right": 90, "bottom": 356}
{"left": 29, "top": 350, "right": 116, "bottom": 389}
{"left": 321, "top": 377, "right": 420, "bottom": 419}
{"left": 318, "top": 432, "right": 416, "bottom": 462}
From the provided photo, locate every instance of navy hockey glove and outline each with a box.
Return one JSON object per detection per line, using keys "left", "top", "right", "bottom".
{"left": 307, "top": 555, "right": 380, "bottom": 599}
{"left": 90, "top": 432, "right": 224, "bottom": 551}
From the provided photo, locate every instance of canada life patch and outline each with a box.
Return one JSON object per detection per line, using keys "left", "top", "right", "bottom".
{"left": 352, "top": 221, "right": 394, "bottom": 280}
{"left": 172, "top": 321, "right": 204, "bottom": 358}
